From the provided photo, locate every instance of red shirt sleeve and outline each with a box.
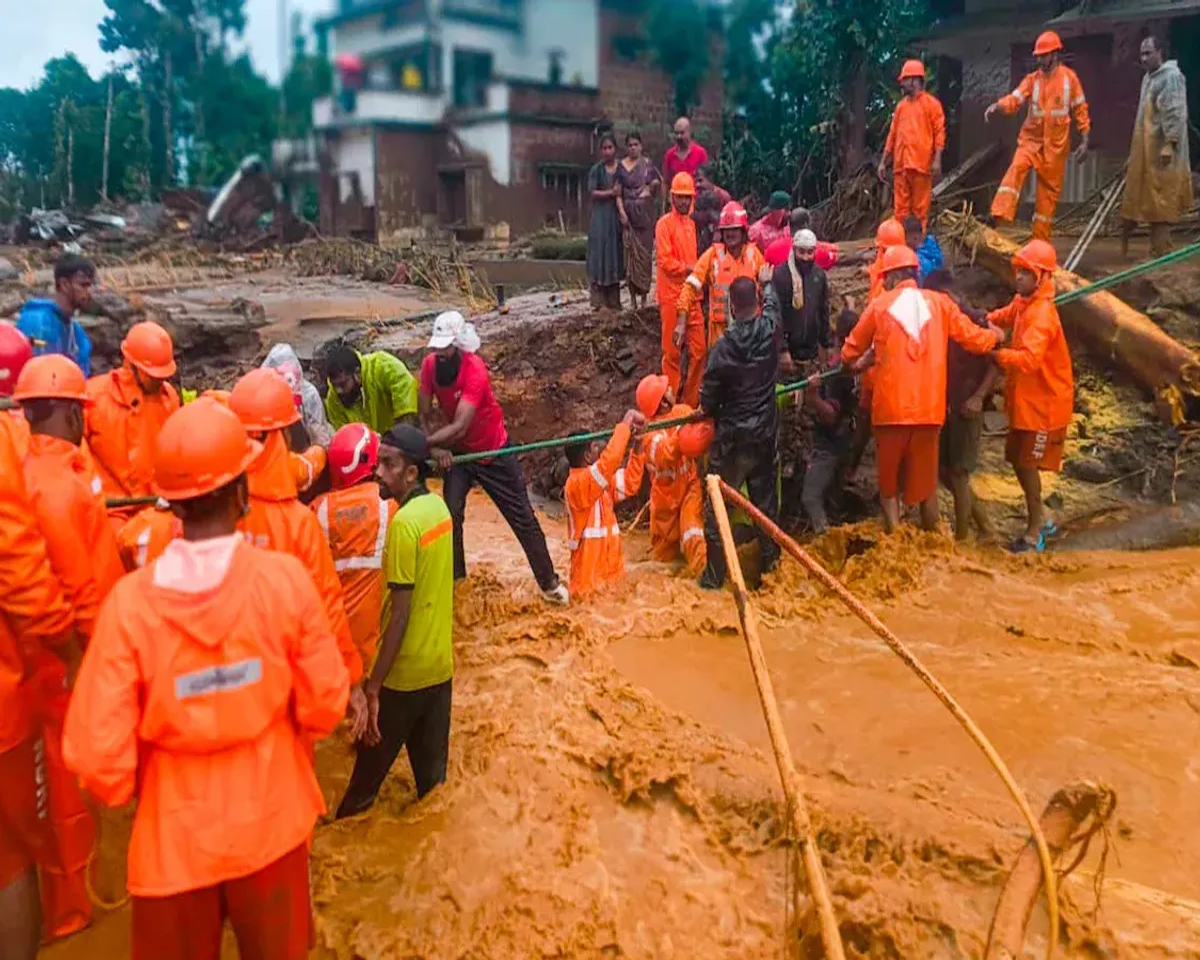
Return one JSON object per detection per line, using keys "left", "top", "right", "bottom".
{"left": 458, "top": 357, "right": 489, "bottom": 408}
{"left": 418, "top": 353, "right": 436, "bottom": 395}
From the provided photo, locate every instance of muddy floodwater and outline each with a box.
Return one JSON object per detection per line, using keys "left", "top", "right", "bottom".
{"left": 48, "top": 491, "right": 1200, "bottom": 959}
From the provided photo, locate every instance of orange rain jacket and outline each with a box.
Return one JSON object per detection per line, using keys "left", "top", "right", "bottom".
{"left": 244, "top": 431, "right": 362, "bottom": 684}
{"left": 656, "top": 209, "right": 706, "bottom": 405}
{"left": 884, "top": 91, "right": 946, "bottom": 174}
{"left": 62, "top": 541, "right": 350, "bottom": 897}
{"left": 85, "top": 366, "right": 180, "bottom": 514}
{"left": 565, "top": 422, "right": 644, "bottom": 599}
{"left": 678, "top": 242, "right": 767, "bottom": 345}
{"left": 988, "top": 276, "right": 1075, "bottom": 432}
{"left": 292, "top": 444, "right": 327, "bottom": 493}
{"left": 116, "top": 504, "right": 180, "bottom": 572}
{"left": 842, "top": 280, "right": 1001, "bottom": 427}
{"left": 996, "top": 63, "right": 1090, "bottom": 172}
{"left": 625, "top": 404, "right": 706, "bottom": 575}
{"left": 311, "top": 482, "right": 397, "bottom": 668}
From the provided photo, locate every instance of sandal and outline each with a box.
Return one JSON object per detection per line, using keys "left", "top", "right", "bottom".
{"left": 1007, "top": 536, "right": 1044, "bottom": 555}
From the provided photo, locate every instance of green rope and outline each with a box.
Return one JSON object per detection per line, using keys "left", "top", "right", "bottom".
{"left": 1053, "top": 239, "right": 1200, "bottom": 307}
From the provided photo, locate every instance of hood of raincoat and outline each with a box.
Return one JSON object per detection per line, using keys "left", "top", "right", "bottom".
{"left": 247, "top": 430, "right": 299, "bottom": 502}
{"left": 262, "top": 343, "right": 333, "bottom": 446}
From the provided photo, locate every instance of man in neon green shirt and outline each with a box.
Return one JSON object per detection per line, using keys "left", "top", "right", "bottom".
{"left": 323, "top": 343, "right": 419, "bottom": 434}
{"left": 336, "top": 424, "right": 454, "bottom": 817}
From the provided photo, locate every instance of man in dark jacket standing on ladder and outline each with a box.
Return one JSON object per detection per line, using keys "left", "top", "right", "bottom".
{"left": 698, "top": 277, "right": 782, "bottom": 589}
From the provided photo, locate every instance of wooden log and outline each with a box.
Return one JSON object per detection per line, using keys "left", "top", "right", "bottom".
{"left": 939, "top": 210, "right": 1200, "bottom": 424}
{"left": 932, "top": 142, "right": 1002, "bottom": 201}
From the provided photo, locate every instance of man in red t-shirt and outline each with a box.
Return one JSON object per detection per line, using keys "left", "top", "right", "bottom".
{"left": 662, "top": 117, "right": 710, "bottom": 187}
{"left": 419, "top": 312, "right": 568, "bottom": 605}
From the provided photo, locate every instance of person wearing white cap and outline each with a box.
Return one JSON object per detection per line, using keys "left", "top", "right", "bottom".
{"left": 763, "top": 228, "right": 832, "bottom": 379}
{"left": 418, "top": 312, "right": 569, "bottom": 606}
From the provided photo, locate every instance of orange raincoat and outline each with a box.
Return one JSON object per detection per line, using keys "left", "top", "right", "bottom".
{"left": 311, "top": 482, "right": 397, "bottom": 668}
{"left": 988, "top": 276, "right": 1075, "bottom": 432}
{"left": 990, "top": 63, "right": 1090, "bottom": 239}
{"left": 117, "top": 504, "right": 180, "bottom": 572}
{"left": 291, "top": 444, "right": 327, "bottom": 493}
{"left": 62, "top": 540, "right": 350, "bottom": 897}
{"left": 842, "top": 280, "right": 1000, "bottom": 426}
{"left": 656, "top": 209, "right": 705, "bottom": 406}
{"left": 565, "top": 422, "right": 644, "bottom": 599}
{"left": 678, "top": 242, "right": 767, "bottom": 346}
{"left": 883, "top": 91, "right": 946, "bottom": 227}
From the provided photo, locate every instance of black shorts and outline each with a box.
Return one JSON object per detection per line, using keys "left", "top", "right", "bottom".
{"left": 940, "top": 412, "right": 982, "bottom": 475}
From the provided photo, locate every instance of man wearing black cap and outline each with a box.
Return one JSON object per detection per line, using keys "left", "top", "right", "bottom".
{"left": 336, "top": 425, "right": 455, "bottom": 817}
{"left": 748, "top": 190, "right": 792, "bottom": 252}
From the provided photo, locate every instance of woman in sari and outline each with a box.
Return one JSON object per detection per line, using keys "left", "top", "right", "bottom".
{"left": 587, "top": 131, "right": 625, "bottom": 311}
{"left": 616, "top": 131, "right": 662, "bottom": 309}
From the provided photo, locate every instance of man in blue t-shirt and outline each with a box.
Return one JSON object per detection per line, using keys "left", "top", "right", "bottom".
{"left": 16, "top": 254, "right": 95, "bottom": 376}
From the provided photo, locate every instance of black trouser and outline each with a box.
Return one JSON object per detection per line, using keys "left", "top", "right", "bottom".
{"left": 336, "top": 681, "right": 452, "bottom": 818}
{"left": 443, "top": 452, "right": 558, "bottom": 590}
{"left": 703, "top": 437, "right": 781, "bottom": 585}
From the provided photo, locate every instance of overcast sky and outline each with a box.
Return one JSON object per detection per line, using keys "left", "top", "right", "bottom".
{"left": 0, "top": 0, "right": 332, "bottom": 91}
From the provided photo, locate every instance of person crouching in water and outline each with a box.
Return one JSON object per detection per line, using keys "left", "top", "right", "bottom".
{"left": 987, "top": 239, "right": 1074, "bottom": 553}
{"left": 563, "top": 409, "right": 646, "bottom": 599}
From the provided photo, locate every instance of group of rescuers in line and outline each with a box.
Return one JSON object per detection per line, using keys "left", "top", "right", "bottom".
{"left": 0, "top": 38, "right": 1081, "bottom": 960}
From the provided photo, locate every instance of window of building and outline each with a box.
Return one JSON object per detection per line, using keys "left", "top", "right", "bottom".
{"left": 453, "top": 49, "right": 494, "bottom": 107}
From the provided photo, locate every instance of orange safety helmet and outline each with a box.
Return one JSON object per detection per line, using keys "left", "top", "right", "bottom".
{"left": 122, "top": 320, "right": 177, "bottom": 379}
{"left": 677, "top": 419, "right": 715, "bottom": 459}
{"left": 1033, "top": 31, "right": 1063, "bottom": 56}
{"left": 154, "top": 397, "right": 263, "bottom": 501}
{"left": 328, "top": 423, "right": 380, "bottom": 489}
{"left": 718, "top": 201, "right": 750, "bottom": 231}
{"left": 0, "top": 324, "right": 33, "bottom": 398}
{"left": 670, "top": 172, "right": 696, "bottom": 196}
{"left": 635, "top": 374, "right": 671, "bottom": 420}
{"left": 229, "top": 368, "right": 302, "bottom": 432}
{"left": 1012, "top": 238, "right": 1058, "bottom": 277}
{"left": 898, "top": 59, "right": 926, "bottom": 81}
{"left": 880, "top": 244, "right": 921, "bottom": 274}
{"left": 12, "top": 354, "right": 89, "bottom": 403}
{"left": 875, "top": 217, "right": 906, "bottom": 249}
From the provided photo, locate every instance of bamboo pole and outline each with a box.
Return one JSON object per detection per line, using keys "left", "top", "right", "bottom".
{"left": 705, "top": 475, "right": 846, "bottom": 960}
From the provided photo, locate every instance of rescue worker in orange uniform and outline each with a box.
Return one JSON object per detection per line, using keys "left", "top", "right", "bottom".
{"left": 563, "top": 409, "right": 646, "bottom": 599}
{"left": 628, "top": 374, "right": 706, "bottom": 576}
{"left": 85, "top": 320, "right": 180, "bottom": 522}
{"left": 987, "top": 239, "right": 1075, "bottom": 553}
{"left": 1, "top": 325, "right": 34, "bottom": 454}
{"left": 12, "top": 356, "right": 125, "bottom": 941}
{"left": 310, "top": 424, "right": 397, "bottom": 668}
{"left": 656, "top": 173, "right": 705, "bottom": 406}
{"left": 677, "top": 201, "right": 767, "bottom": 350}
{"left": 986, "top": 31, "right": 1090, "bottom": 240}
{"left": 879, "top": 59, "right": 946, "bottom": 229}
{"left": 842, "top": 245, "right": 1004, "bottom": 533}
{"left": 62, "top": 398, "right": 351, "bottom": 960}
{"left": 116, "top": 499, "right": 179, "bottom": 571}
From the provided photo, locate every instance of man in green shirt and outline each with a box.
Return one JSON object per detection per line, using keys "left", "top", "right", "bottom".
{"left": 336, "top": 424, "right": 454, "bottom": 817}
{"left": 323, "top": 343, "right": 419, "bottom": 434}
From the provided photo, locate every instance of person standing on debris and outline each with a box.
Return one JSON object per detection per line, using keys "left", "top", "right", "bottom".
{"left": 311, "top": 424, "right": 397, "bottom": 671}
{"left": 987, "top": 239, "right": 1074, "bottom": 553}
{"left": 748, "top": 191, "right": 793, "bottom": 252}
{"left": 336, "top": 425, "right": 455, "bottom": 817}
{"left": 563, "top": 410, "right": 646, "bottom": 599}
{"left": 879, "top": 60, "right": 945, "bottom": 230}
{"left": 695, "top": 165, "right": 732, "bottom": 208}
{"left": 617, "top": 131, "right": 662, "bottom": 311}
{"left": 801, "top": 310, "right": 859, "bottom": 535}
{"left": 662, "top": 117, "right": 710, "bottom": 191}
{"left": 765, "top": 229, "right": 832, "bottom": 377}
{"left": 587, "top": 131, "right": 626, "bottom": 311}
{"left": 323, "top": 343, "right": 418, "bottom": 435}
{"left": 63, "top": 399, "right": 350, "bottom": 960}
{"left": 263, "top": 343, "right": 334, "bottom": 447}
{"left": 1121, "top": 36, "right": 1194, "bottom": 259}
{"left": 903, "top": 215, "right": 945, "bottom": 284}
{"left": 842, "top": 245, "right": 1004, "bottom": 533}
{"left": 699, "top": 277, "right": 782, "bottom": 589}
{"left": 86, "top": 321, "right": 180, "bottom": 522}
{"left": 656, "top": 173, "right": 705, "bottom": 406}
{"left": 419, "top": 311, "right": 570, "bottom": 605}
{"left": 986, "top": 31, "right": 1090, "bottom": 240}
{"left": 17, "top": 254, "right": 95, "bottom": 375}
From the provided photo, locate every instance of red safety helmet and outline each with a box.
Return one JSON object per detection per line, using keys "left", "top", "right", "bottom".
{"left": 154, "top": 398, "right": 262, "bottom": 502}
{"left": 1033, "top": 31, "right": 1063, "bottom": 56}
{"left": 677, "top": 419, "right": 715, "bottom": 459}
{"left": 1013, "top": 238, "right": 1058, "bottom": 277}
{"left": 880, "top": 244, "right": 920, "bottom": 274}
{"left": 0, "top": 324, "right": 33, "bottom": 398}
{"left": 328, "top": 423, "right": 380, "bottom": 489}
{"left": 229, "top": 368, "right": 302, "bottom": 432}
{"left": 670, "top": 172, "right": 696, "bottom": 197}
{"left": 12, "top": 355, "right": 89, "bottom": 403}
{"left": 635, "top": 374, "right": 670, "bottom": 420}
{"left": 718, "top": 202, "right": 750, "bottom": 232}
{"left": 898, "top": 59, "right": 926, "bottom": 81}
{"left": 875, "top": 218, "right": 906, "bottom": 249}
{"left": 122, "top": 321, "right": 177, "bottom": 379}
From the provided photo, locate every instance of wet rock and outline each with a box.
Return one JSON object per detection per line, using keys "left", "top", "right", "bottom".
{"left": 0, "top": 257, "right": 17, "bottom": 282}
{"left": 1065, "top": 456, "right": 1115, "bottom": 484}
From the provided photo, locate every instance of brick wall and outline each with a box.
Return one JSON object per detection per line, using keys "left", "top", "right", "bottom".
{"left": 506, "top": 121, "right": 595, "bottom": 231}
{"left": 509, "top": 81, "right": 603, "bottom": 121}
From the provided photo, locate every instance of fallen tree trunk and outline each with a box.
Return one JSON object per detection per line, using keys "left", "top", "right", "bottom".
{"left": 939, "top": 210, "right": 1200, "bottom": 424}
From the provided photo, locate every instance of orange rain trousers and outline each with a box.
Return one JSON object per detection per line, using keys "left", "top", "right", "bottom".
{"left": 660, "top": 306, "right": 706, "bottom": 408}
{"left": 893, "top": 172, "right": 933, "bottom": 228}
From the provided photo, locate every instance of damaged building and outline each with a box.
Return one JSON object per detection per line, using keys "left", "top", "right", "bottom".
{"left": 308, "top": 0, "right": 723, "bottom": 241}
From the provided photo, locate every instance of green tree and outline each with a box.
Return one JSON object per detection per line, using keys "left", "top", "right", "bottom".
{"left": 644, "top": 0, "right": 717, "bottom": 116}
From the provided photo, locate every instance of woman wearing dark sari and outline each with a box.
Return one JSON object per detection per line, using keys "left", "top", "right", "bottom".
{"left": 586, "top": 132, "right": 624, "bottom": 311}
{"left": 616, "top": 131, "right": 662, "bottom": 309}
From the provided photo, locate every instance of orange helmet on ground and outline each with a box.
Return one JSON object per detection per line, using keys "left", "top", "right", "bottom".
{"left": 875, "top": 218, "right": 906, "bottom": 249}
{"left": 229, "top": 368, "right": 302, "bottom": 432}
{"left": 678, "top": 419, "right": 715, "bottom": 459}
{"left": 0, "top": 324, "right": 33, "bottom": 398}
{"left": 1013, "top": 238, "right": 1058, "bottom": 277}
{"left": 154, "top": 397, "right": 263, "bottom": 501}
{"left": 718, "top": 202, "right": 750, "bottom": 231}
{"left": 898, "top": 59, "right": 926, "bottom": 81}
{"left": 1033, "top": 31, "right": 1063, "bottom": 56}
{"left": 13, "top": 355, "right": 89, "bottom": 403}
{"left": 122, "top": 321, "right": 177, "bottom": 379}
{"left": 635, "top": 374, "right": 670, "bottom": 420}
{"left": 670, "top": 172, "right": 696, "bottom": 196}
{"left": 328, "top": 423, "right": 380, "bottom": 489}
{"left": 880, "top": 244, "right": 921, "bottom": 274}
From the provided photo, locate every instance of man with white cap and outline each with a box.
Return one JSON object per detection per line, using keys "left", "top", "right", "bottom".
{"left": 418, "top": 312, "right": 569, "bottom": 605}
{"left": 763, "top": 228, "right": 832, "bottom": 377}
